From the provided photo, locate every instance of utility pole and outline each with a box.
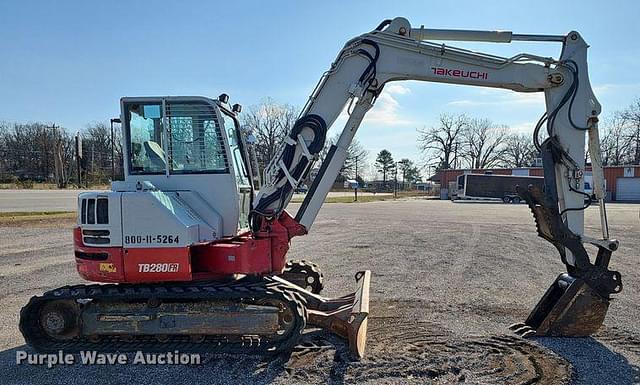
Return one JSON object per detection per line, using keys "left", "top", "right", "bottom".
{"left": 47, "top": 124, "right": 65, "bottom": 188}
{"left": 91, "top": 142, "right": 95, "bottom": 178}
{"left": 393, "top": 162, "right": 398, "bottom": 199}
{"left": 354, "top": 155, "right": 358, "bottom": 202}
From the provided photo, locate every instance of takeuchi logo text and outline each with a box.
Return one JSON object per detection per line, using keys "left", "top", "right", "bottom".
{"left": 431, "top": 67, "right": 488, "bottom": 80}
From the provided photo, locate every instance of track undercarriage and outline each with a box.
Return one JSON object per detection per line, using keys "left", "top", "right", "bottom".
{"left": 20, "top": 261, "right": 370, "bottom": 359}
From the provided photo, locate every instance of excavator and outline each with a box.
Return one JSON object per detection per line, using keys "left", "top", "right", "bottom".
{"left": 20, "top": 17, "right": 623, "bottom": 359}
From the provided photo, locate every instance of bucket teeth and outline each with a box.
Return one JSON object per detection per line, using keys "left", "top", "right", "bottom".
{"left": 509, "top": 322, "right": 536, "bottom": 338}
{"left": 514, "top": 325, "right": 536, "bottom": 338}
{"left": 508, "top": 322, "right": 527, "bottom": 331}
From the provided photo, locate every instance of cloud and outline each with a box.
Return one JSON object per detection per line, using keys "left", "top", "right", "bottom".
{"left": 593, "top": 82, "right": 640, "bottom": 95}
{"left": 447, "top": 82, "right": 640, "bottom": 108}
{"left": 384, "top": 83, "right": 411, "bottom": 95}
{"left": 336, "top": 83, "right": 415, "bottom": 126}
{"left": 446, "top": 89, "right": 544, "bottom": 107}
{"left": 508, "top": 121, "right": 537, "bottom": 134}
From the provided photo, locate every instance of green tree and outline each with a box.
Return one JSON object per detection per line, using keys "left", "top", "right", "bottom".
{"left": 375, "top": 149, "right": 395, "bottom": 186}
{"left": 398, "top": 159, "right": 421, "bottom": 189}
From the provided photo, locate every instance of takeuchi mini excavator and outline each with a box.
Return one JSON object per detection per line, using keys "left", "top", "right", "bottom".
{"left": 20, "top": 18, "right": 622, "bottom": 359}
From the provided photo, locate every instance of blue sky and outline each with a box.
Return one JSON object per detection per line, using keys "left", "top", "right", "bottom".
{"left": 1, "top": 1, "right": 639, "bottom": 169}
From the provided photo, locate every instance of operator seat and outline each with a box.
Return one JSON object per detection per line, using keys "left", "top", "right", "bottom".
{"left": 143, "top": 141, "right": 167, "bottom": 170}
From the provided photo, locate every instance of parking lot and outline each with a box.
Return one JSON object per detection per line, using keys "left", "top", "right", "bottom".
{"left": 1, "top": 199, "right": 638, "bottom": 384}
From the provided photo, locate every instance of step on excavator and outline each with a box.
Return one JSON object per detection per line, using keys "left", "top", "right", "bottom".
{"left": 20, "top": 18, "right": 622, "bottom": 359}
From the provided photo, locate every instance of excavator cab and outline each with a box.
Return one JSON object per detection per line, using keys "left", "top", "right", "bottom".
{"left": 122, "top": 96, "right": 252, "bottom": 236}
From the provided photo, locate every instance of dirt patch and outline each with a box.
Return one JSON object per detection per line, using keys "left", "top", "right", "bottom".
{"left": 283, "top": 300, "right": 572, "bottom": 385}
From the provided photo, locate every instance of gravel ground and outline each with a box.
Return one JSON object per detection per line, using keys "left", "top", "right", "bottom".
{"left": 0, "top": 199, "right": 638, "bottom": 384}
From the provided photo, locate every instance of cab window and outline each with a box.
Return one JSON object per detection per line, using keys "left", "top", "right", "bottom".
{"left": 127, "top": 104, "right": 165, "bottom": 174}
{"left": 167, "top": 102, "right": 228, "bottom": 174}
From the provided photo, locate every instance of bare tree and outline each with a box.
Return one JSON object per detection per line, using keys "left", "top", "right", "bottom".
{"left": 0, "top": 120, "right": 120, "bottom": 187}
{"left": 241, "top": 98, "right": 299, "bottom": 175}
{"left": 324, "top": 133, "right": 368, "bottom": 182}
{"left": 620, "top": 98, "right": 640, "bottom": 164}
{"left": 82, "top": 122, "right": 122, "bottom": 183}
{"left": 600, "top": 114, "right": 631, "bottom": 166}
{"left": 502, "top": 133, "right": 537, "bottom": 168}
{"left": 417, "top": 113, "right": 468, "bottom": 170}
{"left": 0, "top": 122, "right": 71, "bottom": 182}
{"left": 460, "top": 118, "right": 507, "bottom": 169}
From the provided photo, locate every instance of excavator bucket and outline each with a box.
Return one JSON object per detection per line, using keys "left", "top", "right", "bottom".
{"left": 274, "top": 270, "right": 371, "bottom": 359}
{"left": 511, "top": 273, "right": 610, "bottom": 337}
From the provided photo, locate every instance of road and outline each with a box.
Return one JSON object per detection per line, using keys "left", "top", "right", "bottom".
{"left": 1, "top": 200, "right": 638, "bottom": 384}
{"left": 0, "top": 189, "right": 96, "bottom": 212}
{"left": 0, "top": 189, "right": 390, "bottom": 212}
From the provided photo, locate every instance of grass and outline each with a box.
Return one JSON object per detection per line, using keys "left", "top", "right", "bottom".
{"left": 0, "top": 210, "right": 76, "bottom": 223}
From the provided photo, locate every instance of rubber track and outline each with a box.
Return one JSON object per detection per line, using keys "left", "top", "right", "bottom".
{"left": 282, "top": 260, "right": 324, "bottom": 294}
{"left": 19, "top": 278, "right": 307, "bottom": 354}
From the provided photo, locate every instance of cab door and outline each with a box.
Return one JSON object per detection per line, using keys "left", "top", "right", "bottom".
{"left": 222, "top": 114, "right": 251, "bottom": 232}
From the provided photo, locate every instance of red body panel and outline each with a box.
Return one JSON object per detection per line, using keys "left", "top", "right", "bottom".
{"left": 74, "top": 227, "right": 125, "bottom": 282}
{"left": 123, "top": 247, "right": 192, "bottom": 282}
{"left": 191, "top": 236, "right": 273, "bottom": 275}
{"left": 74, "top": 210, "right": 308, "bottom": 284}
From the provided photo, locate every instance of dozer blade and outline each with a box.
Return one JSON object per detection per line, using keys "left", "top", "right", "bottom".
{"left": 515, "top": 273, "right": 610, "bottom": 337}
{"left": 273, "top": 270, "right": 371, "bottom": 359}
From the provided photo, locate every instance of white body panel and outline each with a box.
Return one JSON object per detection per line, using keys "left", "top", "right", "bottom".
{"left": 112, "top": 176, "right": 232, "bottom": 237}
{"left": 77, "top": 191, "right": 123, "bottom": 247}
{"left": 78, "top": 186, "right": 221, "bottom": 249}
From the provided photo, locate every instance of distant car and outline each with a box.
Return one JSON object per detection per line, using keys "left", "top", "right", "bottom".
{"left": 295, "top": 184, "right": 309, "bottom": 194}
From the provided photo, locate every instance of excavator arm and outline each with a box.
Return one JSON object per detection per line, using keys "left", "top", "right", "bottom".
{"left": 253, "top": 17, "right": 621, "bottom": 337}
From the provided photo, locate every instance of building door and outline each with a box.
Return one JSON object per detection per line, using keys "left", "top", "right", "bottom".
{"left": 616, "top": 177, "right": 640, "bottom": 201}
